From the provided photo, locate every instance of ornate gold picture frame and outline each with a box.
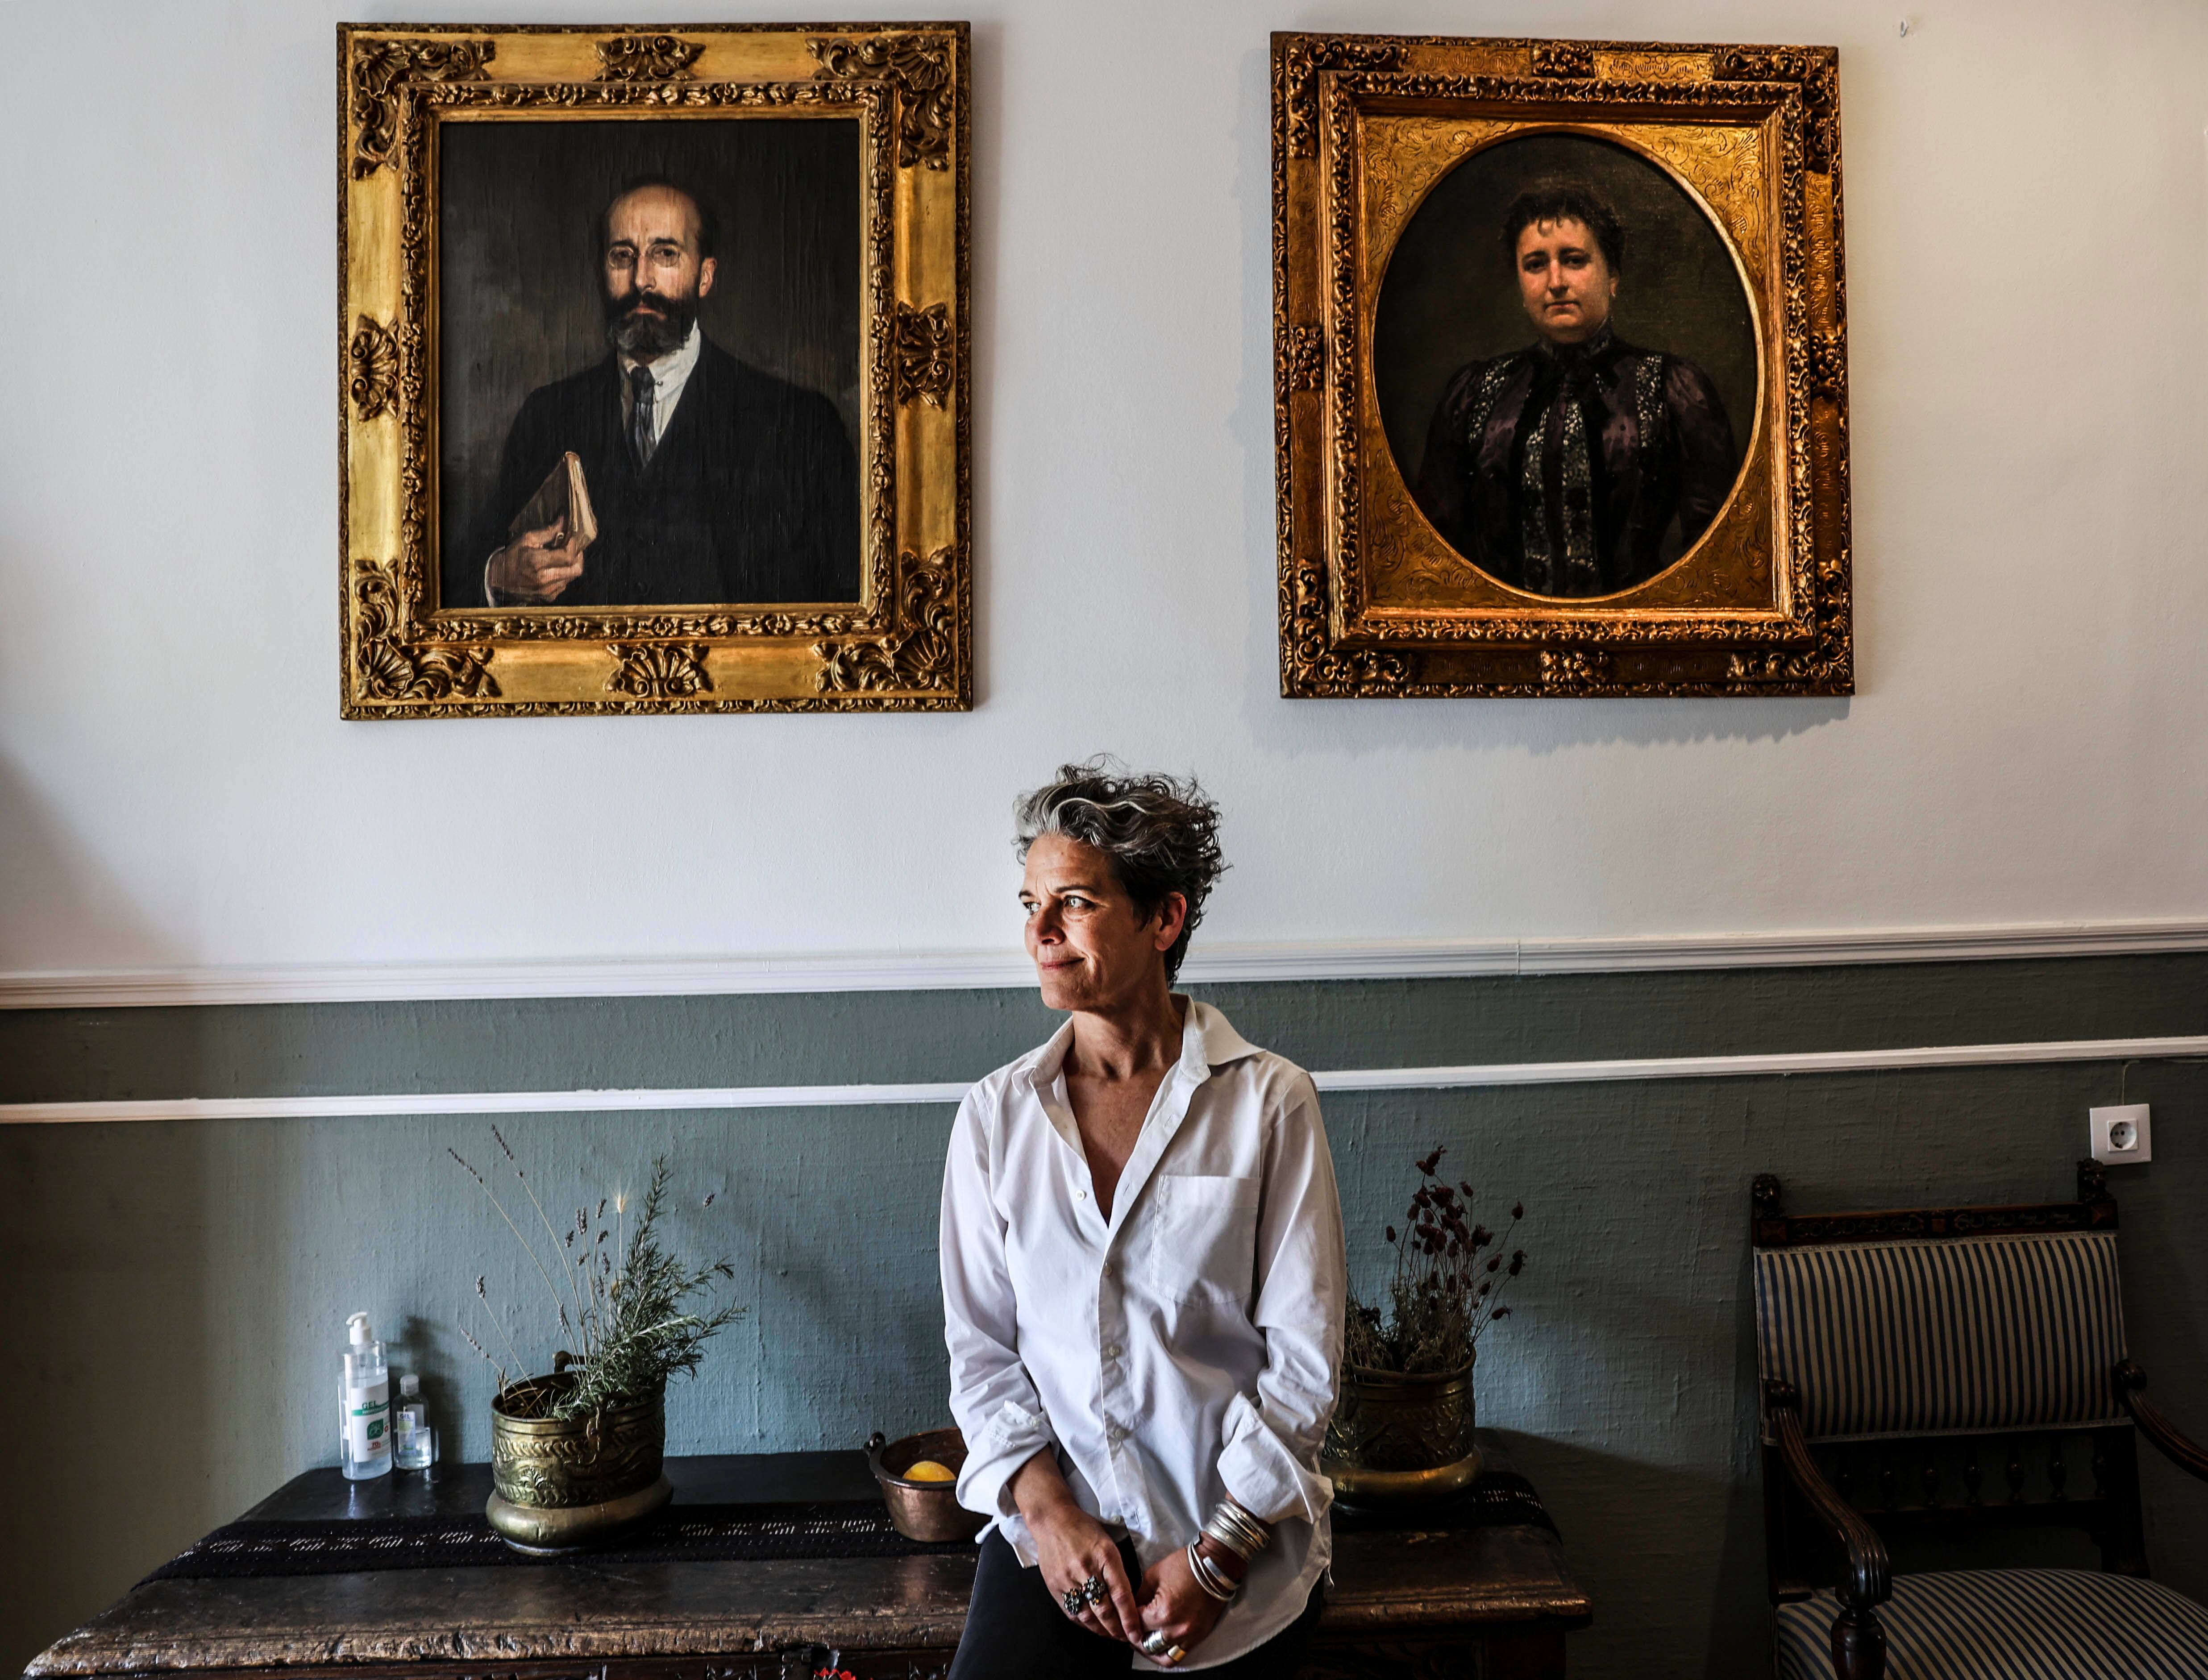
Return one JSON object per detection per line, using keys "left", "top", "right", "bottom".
{"left": 1274, "top": 34, "right": 1850, "bottom": 698}
{"left": 339, "top": 22, "right": 969, "bottom": 717}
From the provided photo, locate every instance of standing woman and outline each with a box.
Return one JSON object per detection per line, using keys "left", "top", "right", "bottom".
{"left": 941, "top": 762, "right": 1347, "bottom": 1676}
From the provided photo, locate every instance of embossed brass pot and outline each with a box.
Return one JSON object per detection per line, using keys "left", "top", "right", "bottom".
{"left": 487, "top": 1374, "right": 672, "bottom": 1553}
{"left": 1321, "top": 1358, "right": 1483, "bottom": 1509}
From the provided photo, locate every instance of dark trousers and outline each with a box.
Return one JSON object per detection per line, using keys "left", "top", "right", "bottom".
{"left": 947, "top": 1530, "right": 1325, "bottom": 1680}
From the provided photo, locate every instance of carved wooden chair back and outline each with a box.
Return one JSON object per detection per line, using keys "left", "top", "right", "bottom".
{"left": 1752, "top": 1161, "right": 2148, "bottom": 1597}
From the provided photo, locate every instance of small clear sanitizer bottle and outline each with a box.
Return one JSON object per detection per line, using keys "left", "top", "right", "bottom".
{"left": 340, "top": 1311, "right": 392, "bottom": 1480}
{"left": 393, "top": 1372, "right": 437, "bottom": 1470}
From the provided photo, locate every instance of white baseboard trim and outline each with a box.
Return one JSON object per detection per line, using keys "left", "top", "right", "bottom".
{"left": 6, "top": 1034, "right": 2202, "bottom": 1126}
{"left": 4, "top": 917, "right": 2207, "bottom": 1010}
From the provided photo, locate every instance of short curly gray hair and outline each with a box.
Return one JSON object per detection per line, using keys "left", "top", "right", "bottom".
{"left": 1015, "top": 758, "right": 1227, "bottom": 982}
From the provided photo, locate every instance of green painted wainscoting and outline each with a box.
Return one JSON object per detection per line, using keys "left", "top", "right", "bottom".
{"left": 3, "top": 954, "right": 2204, "bottom": 1678}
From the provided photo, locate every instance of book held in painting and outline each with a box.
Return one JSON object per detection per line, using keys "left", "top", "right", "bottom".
{"left": 507, "top": 452, "right": 598, "bottom": 548}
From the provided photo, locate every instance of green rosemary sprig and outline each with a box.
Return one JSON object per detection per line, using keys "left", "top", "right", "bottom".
{"left": 453, "top": 1145, "right": 742, "bottom": 1420}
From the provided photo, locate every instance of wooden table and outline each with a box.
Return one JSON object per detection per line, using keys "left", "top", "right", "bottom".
{"left": 26, "top": 1438, "right": 1588, "bottom": 1680}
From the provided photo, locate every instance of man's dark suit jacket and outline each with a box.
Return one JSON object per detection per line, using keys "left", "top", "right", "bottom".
{"left": 451, "top": 335, "right": 861, "bottom": 608}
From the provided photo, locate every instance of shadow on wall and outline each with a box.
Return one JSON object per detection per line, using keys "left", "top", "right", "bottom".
{"left": 0, "top": 767, "right": 209, "bottom": 1670}
{"left": 0, "top": 1123, "right": 212, "bottom": 1673}
{"left": 0, "top": 758, "right": 178, "bottom": 973}
{"left": 1484, "top": 1428, "right": 1773, "bottom": 1680}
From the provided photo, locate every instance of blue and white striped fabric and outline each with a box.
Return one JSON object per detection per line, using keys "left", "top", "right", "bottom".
{"left": 1755, "top": 1232, "right": 2129, "bottom": 1440}
{"left": 1775, "top": 1570, "right": 2208, "bottom": 1679}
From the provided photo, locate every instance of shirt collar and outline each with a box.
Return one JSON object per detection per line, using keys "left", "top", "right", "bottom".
{"left": 1188, "top": 998, "right": 1260, "bottom": 1071}
{"left": 1027, "top": 1016, "right": 1079, "bottom": 1088}
{"left": 620, "top": 320, "right": 702, "bottom": 394}
{"left": 1023, "top": 996, "right": 1258, "bottom": 1092}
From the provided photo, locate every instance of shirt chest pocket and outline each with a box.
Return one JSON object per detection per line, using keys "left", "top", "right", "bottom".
{"left": 1143, "top": 1175, "right": 1261, "bottom": 1305}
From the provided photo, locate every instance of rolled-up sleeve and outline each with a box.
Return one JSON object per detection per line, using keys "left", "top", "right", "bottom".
{"left": 940, "top": 1089, "right": 1056, "bottom": 1528}
{"left": 1215, "top": 1075, "right": 1346, "bottom": 1526}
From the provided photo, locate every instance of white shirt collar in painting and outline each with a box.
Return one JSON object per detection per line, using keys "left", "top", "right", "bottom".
{"left": 618, "top": 319, "right": 703, "bottom": 447}
{"left": 940, "top": 998, "right": 1347, "bottom": 1669}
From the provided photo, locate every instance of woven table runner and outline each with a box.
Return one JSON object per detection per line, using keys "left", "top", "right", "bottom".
{"left": 146, "top": 1474, "right": 1555, "bottom": 1582}
{"left": 145, "top": 1500, "right": 961, "bottom": 1580}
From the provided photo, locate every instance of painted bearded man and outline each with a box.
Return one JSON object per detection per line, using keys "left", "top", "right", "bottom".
{"left": 458, "top": 177, "right": 859, "bottom": 609}
{"left": 1412, "top": 182, "right": 1738, "bottom": 597}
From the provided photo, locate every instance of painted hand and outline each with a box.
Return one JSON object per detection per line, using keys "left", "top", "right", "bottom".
{"left": 488, "top": 517, "right": 589, "bottom": 603}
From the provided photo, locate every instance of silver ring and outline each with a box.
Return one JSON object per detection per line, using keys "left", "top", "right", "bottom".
{"left": 1082, "top": 1575, "right": 1108, "bottom": 1605}
{"left": 1062, "top": 1586, "right": 1087, "bottom": 1617}
{"left": 1140, "top": 1631, "right": 1171, "bottom": 1656}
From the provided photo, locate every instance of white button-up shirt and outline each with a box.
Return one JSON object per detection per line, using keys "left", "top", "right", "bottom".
{"left": 940, "top": 1000, "right": 1347, "bottom": 1669}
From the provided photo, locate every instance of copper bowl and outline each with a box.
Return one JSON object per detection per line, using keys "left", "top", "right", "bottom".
{"left": 867, "top": 1427, "right": 985, "bottom": 1543}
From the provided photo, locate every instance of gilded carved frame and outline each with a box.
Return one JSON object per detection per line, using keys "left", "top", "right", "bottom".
{"left": 338, "top": 23, "right": 970, "bottom": 716}
{"left": 1274, "top": 34, "right": 1851, "bottom": 698}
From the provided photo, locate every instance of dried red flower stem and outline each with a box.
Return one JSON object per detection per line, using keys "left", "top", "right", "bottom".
{"left": 1351, "top": 1144, "right": 1530, "bottom": 1373}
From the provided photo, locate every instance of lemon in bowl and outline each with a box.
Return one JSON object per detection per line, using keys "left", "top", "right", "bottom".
{"left": 869, "top": 1428, "right": 985, "bottom": 1542}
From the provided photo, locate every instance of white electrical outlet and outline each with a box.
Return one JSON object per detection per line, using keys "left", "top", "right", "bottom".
{"left": 2090, "top": 1104, "right": 2152, "bottom": 1166}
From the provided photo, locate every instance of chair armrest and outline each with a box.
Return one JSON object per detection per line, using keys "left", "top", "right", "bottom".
{"left": 1766, "top": 1381, "right": 1891, "bottom": 1610}
{"left": 2117, "top": 1361, "right": 2208, "bottom": 1483}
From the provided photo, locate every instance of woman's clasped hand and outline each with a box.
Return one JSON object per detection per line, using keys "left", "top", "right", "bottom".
{"left": 1021, "top": 1473, "right": 1144, "bottom": 1643}
{"left": 1017, "top": 1452, "right": 1243, "bottom": 1664}
{"left": 1132, "top": 1539, "right": 1239, "bottom": 1662}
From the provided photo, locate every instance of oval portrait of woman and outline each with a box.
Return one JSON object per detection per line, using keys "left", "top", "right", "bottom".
{"left": 1374, "top": 131, "right": 1759, "bottom": 600}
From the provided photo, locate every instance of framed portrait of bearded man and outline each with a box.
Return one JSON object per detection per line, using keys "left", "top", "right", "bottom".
{"left": 1273, "top": 34, "right": 1851, "bottom": 697}
{"left": 339, "top": 22, "right": 969, "bottom": 716}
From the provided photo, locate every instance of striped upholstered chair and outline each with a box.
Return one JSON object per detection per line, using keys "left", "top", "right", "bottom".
{"left": 1753, "top": 1162, "right": 2208, "bottom": 1680}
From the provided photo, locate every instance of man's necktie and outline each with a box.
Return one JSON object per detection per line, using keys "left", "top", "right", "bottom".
{"left": 628, "top": 363, "right": 657, "bottom": 471}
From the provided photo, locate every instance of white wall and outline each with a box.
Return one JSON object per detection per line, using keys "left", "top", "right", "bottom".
{"left": 2, "top": 0, "right": 2204, "bottom": 974}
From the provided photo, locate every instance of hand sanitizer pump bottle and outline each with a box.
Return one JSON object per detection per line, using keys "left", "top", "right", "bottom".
{"left": 340, "top": 1312, "right": 392, "bottom": 1480}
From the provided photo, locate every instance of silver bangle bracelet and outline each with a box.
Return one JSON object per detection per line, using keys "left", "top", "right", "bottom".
{"left": 1205, "top": 1510, "right": 1255, "bottom": 1553}
{"left": 1200, "top": 1517, "right": 1250, "bottom": 1562}
{"left": 1202, "top": 1500, "right": 1270, "bottom": 1561}
{"left": 1185, "top": 1539, "right": 1238, "bottom": 1602}
{"left": 1221, "top": 1499, "right": 1270, "bottom": 1550}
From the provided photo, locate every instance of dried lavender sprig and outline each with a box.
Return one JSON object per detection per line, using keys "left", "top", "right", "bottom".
{"left": 458, "top": 1321, "right": 509, "bottom": 1396}
{"left": 474, "top": 1274, "right": 529, "bottom": 1376}
{"left": 490, "top": 1124, "right": 595, "bottom": 1359}
{"left": 451, "top": 1148, "right": 573, "bottom": 1337}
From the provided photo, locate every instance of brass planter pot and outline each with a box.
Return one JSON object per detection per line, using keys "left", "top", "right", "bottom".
{"left": 487, "top": 1375, "right": 671, "bottom": 1554}
{"left": 1322, "top": 1359, "right": 1482, "bottom": 1509}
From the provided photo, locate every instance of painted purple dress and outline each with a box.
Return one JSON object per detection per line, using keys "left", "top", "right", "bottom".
{"left": 1412, "top": 325, "right": 1737, "bottom": 597}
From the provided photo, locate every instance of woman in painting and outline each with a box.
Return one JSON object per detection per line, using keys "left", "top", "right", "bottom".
{"left": 1413, "top": 180, "right": 1739, "bottom": 597}
{"left": 940, "top": 760, "right": 1346, "bottom": 1676}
